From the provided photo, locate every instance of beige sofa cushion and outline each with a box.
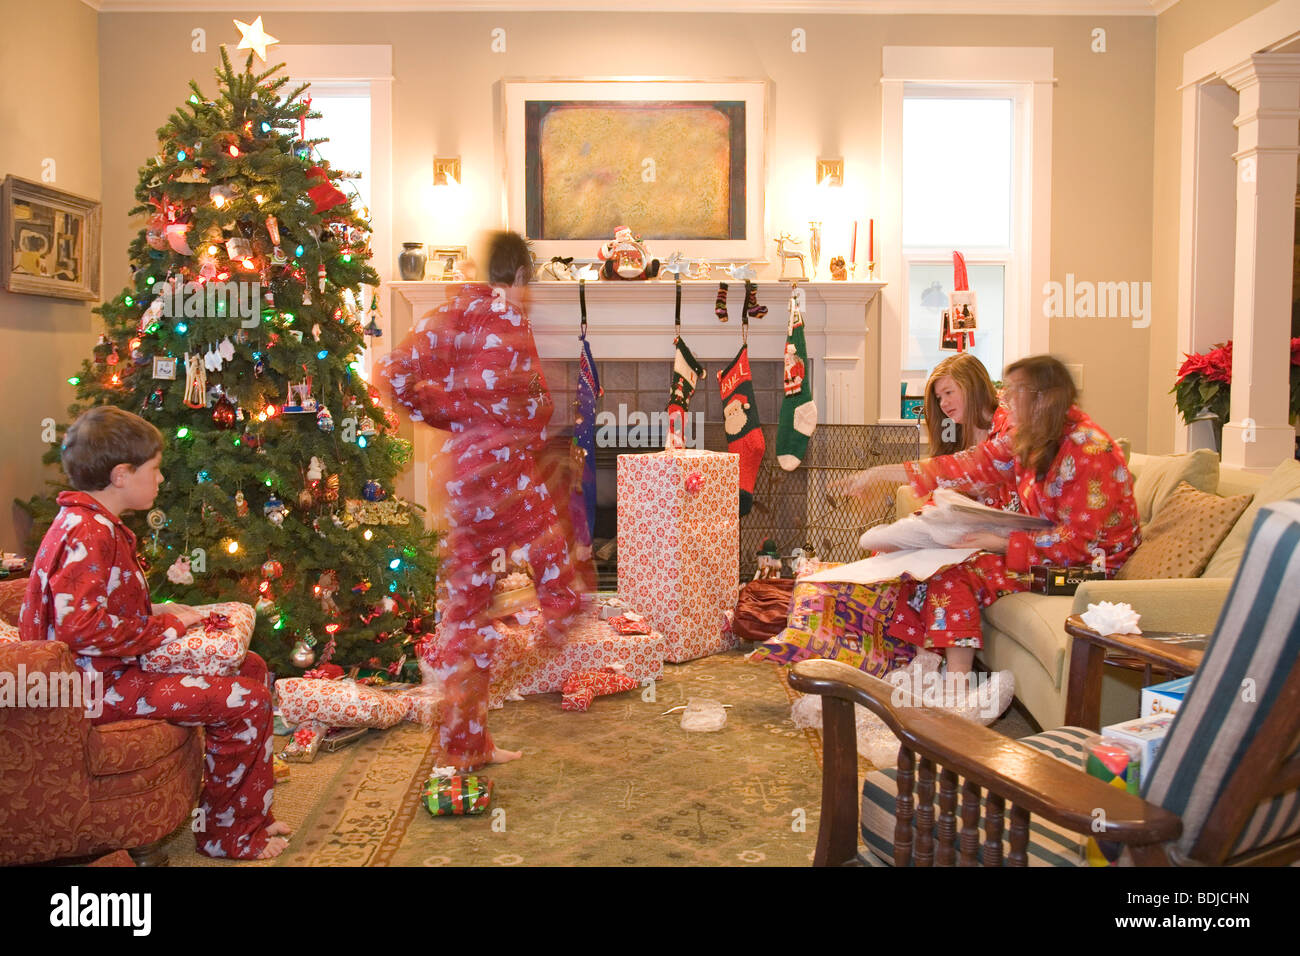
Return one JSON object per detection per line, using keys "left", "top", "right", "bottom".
{"left": 1203, "top": 458, "right": 1300, "bottom": 579}
{"left": 1116, "top": 481, "right": 1252, "bottom": 580}
{"left": 1128, "top": 449, "right": 1219, "bottom": 525}
{"left": 982, "top": 592, "right": 1075, "bottom": 682}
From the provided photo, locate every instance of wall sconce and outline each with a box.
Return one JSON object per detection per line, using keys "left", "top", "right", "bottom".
{"left": 816, "top": 158, "right": 843, "bottom": 187}
{"left": 433, "top": 157, "right": 462, "bottom": 187}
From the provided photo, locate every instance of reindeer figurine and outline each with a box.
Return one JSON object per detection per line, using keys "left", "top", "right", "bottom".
{"left": 775, "top": 233, "right": 808, "bottom": 281}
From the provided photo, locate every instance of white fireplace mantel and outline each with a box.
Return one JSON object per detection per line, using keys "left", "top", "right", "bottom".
{"left": 385, "top": 279, "right": 883, "bottom": 515}
{"left": 389, "top": 279, "right": 883, "bottom": 423}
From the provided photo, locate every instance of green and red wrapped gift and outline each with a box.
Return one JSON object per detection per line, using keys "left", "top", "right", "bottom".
{"left": 422, "top": 772, "right": 493, "bottom": 816}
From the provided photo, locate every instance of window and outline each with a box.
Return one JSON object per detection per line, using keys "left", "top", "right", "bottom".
{"left": 300, "top": 83, "right": 372, "bottom": 215}
{"left": 901, "top": 91, "right": 1016, "bottom": 386}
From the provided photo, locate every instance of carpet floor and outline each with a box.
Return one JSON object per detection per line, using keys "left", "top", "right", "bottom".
{"left": 159, "top": 648, "right": 1036, "bottom": 866}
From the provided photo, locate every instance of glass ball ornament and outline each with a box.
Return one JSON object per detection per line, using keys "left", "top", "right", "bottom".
{"left": 290, "top": 639, "right": 316, "bottom": 668}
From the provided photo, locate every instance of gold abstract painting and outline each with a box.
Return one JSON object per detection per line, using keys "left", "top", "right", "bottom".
{"left": 527, "top": 101, "right": 744, "bottom": 241}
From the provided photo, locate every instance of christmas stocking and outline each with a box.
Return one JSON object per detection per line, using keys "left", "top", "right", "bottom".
{"left": 718, "top": 345, "right": 766, "bottom": 516}
{"left": 572, "top": 332, "right": 601, "bottom": 542}
{"left": 666, "top": 336, "right": 703, "bottom": 448}
{"left": 777, "top": 291, "right": 817, "bottom": 470}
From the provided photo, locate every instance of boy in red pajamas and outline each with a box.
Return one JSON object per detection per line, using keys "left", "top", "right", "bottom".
{"left": 380, "top": 231, "right": 584, "bottom": 770}
{"left": 20, "top": 406, "right": 290, "bottom": 860}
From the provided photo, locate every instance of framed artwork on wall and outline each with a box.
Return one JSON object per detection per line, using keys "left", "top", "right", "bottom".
{"left": 502, "top": 79, "right": 768, "bottom": 262}
{"left": 1, "top": 175, "right": 102, "bottom": 301}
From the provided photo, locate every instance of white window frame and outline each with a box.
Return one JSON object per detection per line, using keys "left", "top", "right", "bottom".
{"left": 275, "top": 44, "right": 393, "bottom": 377}
{"left": 880, "top": 47, "right": 1053, "bottom": 422}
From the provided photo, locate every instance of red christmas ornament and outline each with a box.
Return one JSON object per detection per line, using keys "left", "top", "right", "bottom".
{"left": 306, "top": 166, "right": 348, "bottom": 214}
{"left": 262, "top": 559, "right": 284, "bottom": 579}
{"left": 212, "top": 395, "right": 236, "bottom": 429}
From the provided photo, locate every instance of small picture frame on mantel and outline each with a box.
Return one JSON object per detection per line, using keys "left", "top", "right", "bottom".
{"left": 430, "top": 246, "right": 468, "bottom": 280}
{"left": 1, "top": 175, "right": 102, "bottom": 301}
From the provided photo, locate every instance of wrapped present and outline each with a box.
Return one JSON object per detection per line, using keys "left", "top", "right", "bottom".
{"left": 608, "top": 614, "right": 651, "bottom": 635}
{"left": 275, "top": 677, "right": 407, "bottom": 729}
{"left": 422, "top": 770, "right": 493, "bottom": 816}
{"left": 139, "top": 602, "right": 255, "bottom": 675}
{"left": 280, "top": 721, "right": 326, "bottom": 763}
{"left": 1084, "top": 736, "right": 1142, "bottom": 866}
{"left": 509, "top": 611, "right": 665, "bottom": 697}
{"left": 561, "top": 668, "right": 640, "bottom": 712}
{"left": 617, "top": 449, "right": 741, "bottom": 662}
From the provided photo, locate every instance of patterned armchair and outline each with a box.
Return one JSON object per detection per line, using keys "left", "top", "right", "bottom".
{"left": 0, "top": 578, "right": 202, "bottom": 866}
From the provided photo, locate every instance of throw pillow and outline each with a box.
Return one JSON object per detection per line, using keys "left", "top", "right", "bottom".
{"left": 1129, "top": 448, "right": 1219, "bottom": 525}
{"left": 1116, "top": 481, "right": 1252, "bottom": 580}
{"left": 1203, "top": 458, "right": 1300, "bottom": 579}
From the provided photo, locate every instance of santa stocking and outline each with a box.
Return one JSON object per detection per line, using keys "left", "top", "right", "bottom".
{"left": 718, "top": 345, "right": 765, "bottom": 516}
{"left": 777, "top": 290, "right": 817, "bottom": 470}
{"left": 666, "top": 336, "right": 703, "bottom": 448}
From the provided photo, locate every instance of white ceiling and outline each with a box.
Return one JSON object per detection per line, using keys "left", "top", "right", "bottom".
{"left": 82, "top": 1, "right": 1181, "bottom": 16}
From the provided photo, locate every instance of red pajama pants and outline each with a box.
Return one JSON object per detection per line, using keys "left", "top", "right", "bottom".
{"left": 887, "top": 553, "right": 1030, "bottom": 650}
{"left": 426, "top": 427, "right": 582, "bottom": 770}
{"left": 95, "top": 652, "right": 277, "bottom": 859}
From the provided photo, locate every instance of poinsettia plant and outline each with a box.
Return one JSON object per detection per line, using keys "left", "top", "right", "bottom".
{"left": 1172, "top": 338, "right": 1300, "bottom": 425}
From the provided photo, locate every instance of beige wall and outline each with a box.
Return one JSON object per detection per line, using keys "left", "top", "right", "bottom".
{"left": 0, "top": 0, "right": 100, "bottom": 553}
{"left": 1146, "top": 0, "right": 1277, "bottom": 454}
{"left": 10, "top": 10, "right": 1158, "bottom": 540}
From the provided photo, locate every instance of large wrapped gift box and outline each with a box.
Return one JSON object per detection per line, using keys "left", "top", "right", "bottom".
{"left": 275, "top": 677, "right": 408, "bottom": 728}
{"left": 616, "top": 449, "right": 741, "bottom": 662}
{"left": 139, "top": 601, "right": 255, "bottom": 675}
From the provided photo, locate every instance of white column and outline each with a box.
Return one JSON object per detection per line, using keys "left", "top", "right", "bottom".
{"left": 1174, "top": 80, "right": 1239, "bottom": 452}
{"left": 1219, "top": 54, "right": 1300, "bottom": 470}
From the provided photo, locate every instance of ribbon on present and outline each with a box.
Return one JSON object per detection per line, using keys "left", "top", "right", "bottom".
{"left": 685, "top": 471, "right": 705, "bottom": 494}
{"left": 201, "top": 612, "right": 231, "bottom": 635}
{"left": 608, "top": 615, "right": 651, "bottom": 635}
{"left": 561, "top": 668, "right": 640, "bottom": 712}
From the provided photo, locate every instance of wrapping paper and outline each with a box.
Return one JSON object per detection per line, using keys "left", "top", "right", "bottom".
{"left": 139, "top": 602, "right": 255, "bottom": 675}
{"left": 561, "top": 669, "right": 640, "bottom": 712}
{"left": 617, "top": 450, "right": 741, "bottom": 662}
{"left": 275, "top": 677, "right": 408, "bottom": 729}
{"left": 422, "top": 773, "right": 493, "bottom": 816}
{"left": 509, "top": 612, "right": 665, "bottom": 697}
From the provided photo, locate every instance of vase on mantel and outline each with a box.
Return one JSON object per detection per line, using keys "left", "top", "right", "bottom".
{"left": 398, "top": 242, "right": 427, "bottom": 281}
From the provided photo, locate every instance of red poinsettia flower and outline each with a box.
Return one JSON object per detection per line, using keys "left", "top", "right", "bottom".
{"left": 1204, "top": 342, "right": 1232, "bottom": 384}
{"left": 1291, "top": 337, "right": 1300, "bottom": 366}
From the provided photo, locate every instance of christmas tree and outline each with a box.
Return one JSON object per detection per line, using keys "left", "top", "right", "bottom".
{"left": 21, "top": 49, "right": 438, "bottom": 675}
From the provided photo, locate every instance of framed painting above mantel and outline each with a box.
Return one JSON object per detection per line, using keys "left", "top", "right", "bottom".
{"left": 502, "top": 79, "right": 768, "bottom": 263}
{"left": 1, "top": 175, "right": 101, "bottom": 301}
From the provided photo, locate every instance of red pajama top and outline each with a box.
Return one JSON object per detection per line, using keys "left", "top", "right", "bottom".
{"left": 904, "top": 406, "right": 1140, "bottom": 574}
{"left": 20, "top": 491, "right": 185, "bottom": 674}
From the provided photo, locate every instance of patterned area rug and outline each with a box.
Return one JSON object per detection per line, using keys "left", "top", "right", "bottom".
{"left": 161, "top": 648, "right": 825, "bottom": 866}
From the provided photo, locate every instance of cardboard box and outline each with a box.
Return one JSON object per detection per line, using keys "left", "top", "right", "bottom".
{"left": 1141, "top": 675, "right": 1192, "bottom": 718}
{"left": 1030, "top": 565, "right": 1108, "bottom": 596}
{"left": 1102, "top": 713, "right": 1176, "bottom": 784}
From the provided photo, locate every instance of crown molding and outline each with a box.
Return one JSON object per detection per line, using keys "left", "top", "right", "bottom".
{"left": 83, "top": 0, "right": 1171, "bottom": 16}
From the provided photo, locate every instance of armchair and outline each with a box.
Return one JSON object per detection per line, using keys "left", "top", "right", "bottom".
{"left": 790, "top": 499, "right": 1300, "bottom": 866}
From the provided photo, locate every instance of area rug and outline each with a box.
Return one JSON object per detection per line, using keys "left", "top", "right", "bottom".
{"left": 161, "top": 648, "right": 825, "bottom": 866}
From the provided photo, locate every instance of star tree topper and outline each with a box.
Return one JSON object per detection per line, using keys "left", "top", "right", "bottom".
{"left": 234, "top": 16, "right": 279, "bottom": 62}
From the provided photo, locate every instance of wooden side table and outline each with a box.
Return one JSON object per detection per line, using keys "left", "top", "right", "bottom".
{"left": 1063, "top": 614, "right": 1206, "bottom": 731}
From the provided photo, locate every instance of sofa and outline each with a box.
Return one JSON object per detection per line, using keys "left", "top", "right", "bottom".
{"left": 895, "top": 451, "right": 1300, "bottom": 729}
{"left": 0, "top": 577, "right": 203, "bottom": 866}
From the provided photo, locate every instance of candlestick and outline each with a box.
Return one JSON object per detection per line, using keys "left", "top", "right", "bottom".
{"left": 851, "top": 221, "right": 858, "bottom": 265}
{"left": 808, "top": 221, "right": 822, "bottom": 280}
{"left": 868, "top": 218, "right": 874, "bottom": 265}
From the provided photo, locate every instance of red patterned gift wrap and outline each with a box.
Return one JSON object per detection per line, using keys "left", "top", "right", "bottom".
{"left": 275, "top": 677, "right": 408, "bottom": 728}
{"left": 509, "top": 611, "right": 665, "bottom": 696}
{"left": 616, "top": 450, "right": 741, "bottom": 662}
{"left": 138, "top": 601, "right": 255, "bottom": 676}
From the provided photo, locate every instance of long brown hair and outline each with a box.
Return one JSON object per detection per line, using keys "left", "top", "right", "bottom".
{"left": 923, "top": 353, "right": 999, "bottom": 456}
{"left": 1004, "top": 355, "right": 1078, "bottom": 477}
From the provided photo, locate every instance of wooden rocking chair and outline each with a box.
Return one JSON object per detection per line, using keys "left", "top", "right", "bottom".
{"left": 790, "top": 499, "right": 1300, "bottom": 867}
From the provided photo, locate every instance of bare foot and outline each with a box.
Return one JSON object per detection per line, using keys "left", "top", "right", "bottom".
{"left": 256, "top": 836, "right": 290, "bottom": 860}
{"left": 266, "top": 820, "right": 293, "bottom": 838}
{"left": 489, "top": 747, "right": 523, "bottom": 765}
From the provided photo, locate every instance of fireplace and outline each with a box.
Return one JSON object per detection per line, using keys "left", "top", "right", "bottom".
{"left": 387, "top": 279, "right": 906, "bottom": 584}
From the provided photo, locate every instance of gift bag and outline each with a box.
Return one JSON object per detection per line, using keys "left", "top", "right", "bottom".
{"left": 616, "top": 449, "right": 740, "bottom": 662}
{"left": 139, "top": 602, "right": 255, "bottom": 675}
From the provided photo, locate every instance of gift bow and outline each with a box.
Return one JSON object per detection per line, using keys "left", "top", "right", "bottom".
{"left": 201, "top": 612, "right": 231, "bottom": 635}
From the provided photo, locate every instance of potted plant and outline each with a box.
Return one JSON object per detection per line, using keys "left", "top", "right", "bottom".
{"left": 1172, "top": 338, "right": 1300, "bottom": 452}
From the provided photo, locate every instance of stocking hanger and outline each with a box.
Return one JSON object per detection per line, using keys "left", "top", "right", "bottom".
{"left": 673, "top": 273, "right": 682, "bottom": 340}
{"left": 578, "top": 279, "right": 588, "bottom": 338}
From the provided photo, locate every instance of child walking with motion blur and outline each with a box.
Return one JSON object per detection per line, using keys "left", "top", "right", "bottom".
{"left": 20, "top": 406, "right": 289, "bottom": 860}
